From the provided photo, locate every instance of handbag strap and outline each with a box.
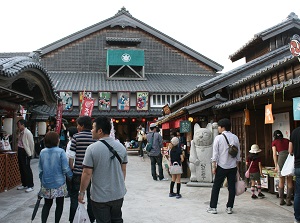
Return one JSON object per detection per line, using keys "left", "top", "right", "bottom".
{"left": 150, "top": 132, "right": 154, "bottom": 144}
{"left": 247, "top": 161, "right": 253, "bottom": 172}
{"left": 100, "top": 140, "right": 122, "bottom": 164}
{"left": 222, "top": 133, "right": 230, "bottom": 146}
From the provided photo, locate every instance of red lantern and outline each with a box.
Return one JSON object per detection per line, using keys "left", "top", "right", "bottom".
{"left": 142, "top": 118, "right": 146, "bottom": 122}
{"left": 122, "top": 118, "right": 126, "bottom": 123}
{"left": 132, "top": 118, "right": 136, "bottom": 122}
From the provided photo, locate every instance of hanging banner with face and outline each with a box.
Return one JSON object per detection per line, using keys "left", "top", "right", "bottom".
{"left": 293, "top": 97, "right": 300, "bottom": 120}
{"left": 265, "top": 104, "right": 274, "bottom": 124}
{"left": 289, "top": 34, "right": 300, "bottom": 57}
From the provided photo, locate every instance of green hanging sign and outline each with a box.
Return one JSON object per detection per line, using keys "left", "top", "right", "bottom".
{"left": 180, "top": 120, "right": 191, "bottom": 133}
{"left": 107, "top": 49, "right": 145, "bottom": 66}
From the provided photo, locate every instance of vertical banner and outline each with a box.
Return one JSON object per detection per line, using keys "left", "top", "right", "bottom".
{"left": 79, "top": 91, "right": 92, "bottom": 110}
{"left": 55, "top": 101, "right": 63, "bottom": 134}
{"left": 265, "top": 104, "right": 274, "bottom": 124}
{"left": 99, "top": 92, "right": 111, "bottom": 111}
{"left": 244, "top": 108, "right": 250, "bottom": 125}
{"left": 136, "top": 92, "right": 149, "bottom": 111}
{"left": 117, "top": 92, "right": 130, "bottom": 111}
{"left": 293, "top": 97, "right": 300, "bottom": 120}
{"left": 80, "top": 97, "right": 94, "bottom": 117}
{"left": 60, "top": 92, "right": 73, "bottom": 110}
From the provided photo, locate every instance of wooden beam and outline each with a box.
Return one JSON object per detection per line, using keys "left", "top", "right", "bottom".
{"left": 0, "top": 100, "right": 19, "bottom": 110}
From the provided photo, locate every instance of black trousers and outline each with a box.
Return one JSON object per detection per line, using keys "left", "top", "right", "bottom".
{"left": 17, "top": 147, "right": 34, "bottom": 188}
{"left": 91, "top": 198, "right": 124, "bottom": 223}
{"left": 209, "top": 165, "right": 237, "bottom": 209}
{"left": 69, "top": 174, "right": 94, "bottom": 222}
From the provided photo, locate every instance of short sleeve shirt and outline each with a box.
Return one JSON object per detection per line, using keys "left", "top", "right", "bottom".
{"left": 247, "top": 157, "right": 261, "bottom": 173}
{"left": 83, "top": 136, "right": 127, "bottom": 203}
{"left": 272, "top": 138, "right": 289, "bottom": 153}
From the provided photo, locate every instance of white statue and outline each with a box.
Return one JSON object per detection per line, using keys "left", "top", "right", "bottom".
{"left": 189, "top": 122, "right": 218, "bottom": 183}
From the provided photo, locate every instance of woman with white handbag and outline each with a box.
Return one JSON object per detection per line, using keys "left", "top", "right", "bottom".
{"left": 272, "top": 130, "right": 293, "bottom": 206}
{"left": 168, "top": 137, "right": 184, "bottom": 199}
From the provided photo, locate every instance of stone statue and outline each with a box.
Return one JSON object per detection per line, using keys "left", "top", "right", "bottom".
{"left": 189, "top": 122, "right": 218, "bottom": 183}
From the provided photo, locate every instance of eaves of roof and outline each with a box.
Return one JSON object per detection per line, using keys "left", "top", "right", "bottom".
{"left": 186, "top": 94, "right": 227, "bottom": 114}
{"left": 49, "top": 72, "right": 214, "bottom": 93}
{"left": 38, "top": 8, "right": 223, "bottom": 72}
{"left": 213, "top": 77, "right": 299, "bottom": 110}
{"left": 229, "top": 12, "right": 300, "bottom": 62}
{"left": 0, "top": 52, "right": 30, "bottom": 58}
{"left": 156, "top": 107, "right": 187, "bottom": 125}
{"left": 156, "top": 94, "right": 227, "bottom": 124}
{"left": 31, "top": 104, "right": 162, "bottom": 120}
{"left": 197, "top": 45, "right": 291, "bottom": 96}
{"left": 0, "top": 56, "right": 60, "bottom": 104}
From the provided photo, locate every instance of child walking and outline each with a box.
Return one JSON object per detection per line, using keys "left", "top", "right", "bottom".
{"left": 246, "top": 144, "right": 265, "bottom": 199}
{"left": 168, "top": 137, "right": 184, "bottom": 199}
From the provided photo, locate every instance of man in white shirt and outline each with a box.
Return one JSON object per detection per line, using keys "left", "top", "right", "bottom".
{"left": 207, "top": 118, "right": 241, "bottom": 214}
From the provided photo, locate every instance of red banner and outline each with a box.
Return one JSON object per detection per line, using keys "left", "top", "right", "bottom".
{"left": 55, "top": 101, "right": 63, "bottom": 134}
{"left": 80, "top": 97, "right": 94, "bottom": 117}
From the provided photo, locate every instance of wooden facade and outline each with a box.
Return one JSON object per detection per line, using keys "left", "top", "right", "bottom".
{"left": 158, "top": 12, "right": 300, "bottom": 174}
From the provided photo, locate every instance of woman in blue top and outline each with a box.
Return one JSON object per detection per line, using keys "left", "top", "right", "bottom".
{"left": 168, "top": 137, "right": 184, "bottom": 199}
{"left": 39, "top": 131, "right": 73, "bottom": 223}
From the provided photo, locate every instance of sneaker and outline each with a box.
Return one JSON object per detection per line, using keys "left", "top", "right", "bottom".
{"left": 206, "top": 207, "right": 217, "bottom": 214}
{"left": 176, "top": 194, "right": 182, "bottom": 199}
{"left": 17, "top": 186, "right": 28, "bottom": 190}
{"left": 25, "top": 187, "right": 34, "bottom": 193}
{"left": 159, "top": 178, "right": 168, "bottom": 181}
{"left": 251, "top": 194, "right": 258, "bottom": 199}
{"left": 226, "top": 207, "right": 233, "bottom": 214}
{"left": 169, "top": 193, "right": 176, "bottom": 197}
{"left": 258, "top": 192, "right": 265, "bottom": 198}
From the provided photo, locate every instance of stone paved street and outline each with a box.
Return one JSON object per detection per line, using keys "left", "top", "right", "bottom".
{"left": 0, "top": 152, "right": 295, "bottom": 223}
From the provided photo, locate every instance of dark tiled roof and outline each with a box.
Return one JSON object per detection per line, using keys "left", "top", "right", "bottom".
{"left": 197, "top": 45, "right": 291, "bottom": 96}
{"left": 0, "top": 52, "right": 30, "bottom": 58}
{"left": 106, "top": 37, "right": 141, "bottom": 43}
{"left": 0, "top": 56, "right": 60, "bottom": 103}
{"left": 229, "top": 12, "right": 300, "bottom": 61}
{"left": 0, "top": 56, "right": 44, "bottom": 77}
{"left": 213, "top": 77, "right": 299, "bottom": 110}
{"left": 38, "top": 7, "right": 223, "bottom": 71}
{"left": 49, "top": 72, "right": 214, "bottom": 93}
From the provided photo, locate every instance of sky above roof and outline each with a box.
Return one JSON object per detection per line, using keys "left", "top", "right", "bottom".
{"left": 1, "top": 0, "right": 299, "bottom": 72}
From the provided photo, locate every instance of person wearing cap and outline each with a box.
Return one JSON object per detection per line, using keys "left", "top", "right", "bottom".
{"left": 168, "top": 137, "right": 184, "bottom": 199}
{"left": 272, "top": 130, "right": 293, "bottom": 206}
{"left": 246, "top": 144, "right": 265, "bottom": 199}
{"left": 289, "top": 127, "right": 300, "bottom": 223}
{"left": 147, "top": 123, "right": 167, "bottom": 181}
{"left": 207, "top": 118, "right": 240, "bottom": 214}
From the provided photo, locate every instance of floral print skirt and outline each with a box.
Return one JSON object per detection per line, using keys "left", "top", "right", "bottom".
{"left": 38, "top": 184, "right": 68, "bottom": 199}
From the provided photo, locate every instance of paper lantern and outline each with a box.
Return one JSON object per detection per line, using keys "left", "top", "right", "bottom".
{"left": 3, "top": 118, "right": 13, "bottom": 135}
{"left": 38, "top": 122, "right": 47, "bottom": 135}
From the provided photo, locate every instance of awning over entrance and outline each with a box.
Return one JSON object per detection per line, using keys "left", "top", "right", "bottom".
{"left": 0, "top": 86, "right": 33, "bottom": 110}
{"left": 157, "top": 94, "right": 227, "bottom": 125}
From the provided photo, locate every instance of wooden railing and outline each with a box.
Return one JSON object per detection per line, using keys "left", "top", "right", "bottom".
{"left": 0, "top": 151, "right": 21, "bottom": 192}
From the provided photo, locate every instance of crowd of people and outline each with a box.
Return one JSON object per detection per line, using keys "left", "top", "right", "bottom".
{"left": 12, "top": 117, "right": 300, "bottom": 223}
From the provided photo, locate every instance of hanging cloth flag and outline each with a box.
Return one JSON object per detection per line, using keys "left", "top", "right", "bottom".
{"left": 293, "top": 97, "right": 300, "bottom": 120}
{"left": 265, "top": 104, "right": 274, "bottom": 124}
{"left": 80, "top": 97, "right": 95, "bottom": 117}
{"left": 55, "top": 101, "right": 63, "bottom": 134}
{"left": 244, "top": 108, "right": 250, "bottom": 125}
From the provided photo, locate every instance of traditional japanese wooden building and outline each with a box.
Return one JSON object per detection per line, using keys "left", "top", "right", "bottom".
{"left": 0, "top": 53, "right": 58, "bottom": 192}
{"left": 32, "top": 7, "right": 222, "bottom": 142}
{"left": 158, "top": 12, "right": 300, "bottom": 181}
